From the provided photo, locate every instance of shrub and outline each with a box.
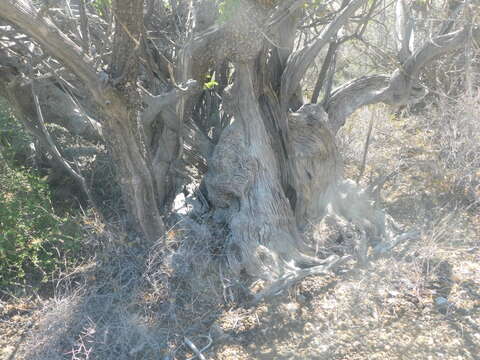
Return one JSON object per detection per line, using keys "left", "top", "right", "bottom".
{"left": 0, "top": 163, "right": 82, "bottom": 288}
{"left": 421, "top": 93, "right": 480, "bottom": 203}
{"left": 0, "top": 101, "right": 33, "bottom": 167}
{"left": 0, "top": 104, "right": 82, "bottom": 290}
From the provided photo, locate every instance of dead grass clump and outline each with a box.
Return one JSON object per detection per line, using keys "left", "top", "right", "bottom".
{"left": 15, "top": 215, "right": 231, "bottom": 360}
{"left": 418, "top": 93, "right": 480, "bottom": 204}
{"left": 20, "top": 232, "right": 163, "bottom": 360}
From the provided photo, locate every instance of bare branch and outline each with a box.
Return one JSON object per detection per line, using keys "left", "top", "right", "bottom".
{"left": 325, "top": 75, "right": 390, "bottom": 132}
{"left": 388, "top": 27, "right": 470, "bottom": 104}
{"left": 311, "top": 41, "right": 338, "bottom": 104}
{"left": 395, "top": 0, "right": 414, "bottom": 63}
{"left": 31, "top": 82, "right": 96, "bottom": 206}
{"left": 438, "top": 0, "right": 465, "bottom": 35}
{"left": 280, "top": 0, "right": 367, "bottom": 109}
{"left": 142, "top": 79, "right": 200, "bottom": 130}
{"left": 0, "top": 0, "right": 98, "bottom": 89}
{"left": 325, "top": 25, "right": 479, "bottom": 132}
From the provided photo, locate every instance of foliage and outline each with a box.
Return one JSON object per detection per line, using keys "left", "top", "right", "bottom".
{"left": 0, "top": 103, "right": 32, "bottom": 167}
{"left": 218, "top": 0, "right": 241, "bottom": 23}
{"left": 0, "top": 107, "right": 82, "bottom": 289}
{"left": 204, "top": 74, "right": 219, "bottom": 89}
{"left": 0, "top": 165, "right": 82, "bottom": 288}
{"left": 91, "top": 0, "right": 111, "bottom": 17}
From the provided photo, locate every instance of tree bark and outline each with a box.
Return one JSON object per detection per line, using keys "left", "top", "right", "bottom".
{"left": 206, "top": 62, "right": 323, "bottom": 279}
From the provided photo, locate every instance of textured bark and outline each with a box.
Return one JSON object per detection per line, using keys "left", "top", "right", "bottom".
{"left": 0, "top": 0, "right": 166, "bottom": 241}
{"left": 325, "top": 75, "right": 391, "bottom": 133}
{"left": 200, "top": 0, "right": 477, "bottom": 280}
{"left": 206, "top": 64, "right": 391, "bottom": 278}
{"left": 110, "top": 0, "right": 143, "bottom": 84}
{"left": 206, "top": 63, "right": 323, "bottom": 279}
{"left": 287, "top": 105, "right": 341, "bottom": 226}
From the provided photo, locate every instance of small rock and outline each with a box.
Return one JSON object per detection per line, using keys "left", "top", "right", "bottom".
{"left": 304, "top": 322, "right": 315, "bottom": 333}
{"left": 435, "top": 297, "right": 448, "bottom": 307}
{"left": 435, "top": 297, "right": 449, "bottom": 313}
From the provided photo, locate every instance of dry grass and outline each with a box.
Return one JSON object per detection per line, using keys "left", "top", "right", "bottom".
{"left": 1, "top": 215, "right": 234, "bottom": 360}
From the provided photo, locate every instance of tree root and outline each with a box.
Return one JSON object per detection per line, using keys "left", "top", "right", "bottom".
{"left": 247, "top": 228, "right": 418, "bottom": 306}
{"left": 372, "top": 230, "right": 420, "bottom": 257}
{"left": 249, "top": 254, "right": 352, "bottom": 306}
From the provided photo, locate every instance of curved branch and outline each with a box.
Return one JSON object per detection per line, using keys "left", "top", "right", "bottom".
{"left": 0, "top": 0, "right": 98, "bottom": 89}
{"left": 387, "top": 27, "right": 470, "bottom": 105}
{"left": 32, "top": 82, "right": 95, "bottom": 205}
{"left": 325, "top": 25, "right": 479, "bottom": 133}
{"left": 325, "top": 75, "right": 390, "bottom": 132}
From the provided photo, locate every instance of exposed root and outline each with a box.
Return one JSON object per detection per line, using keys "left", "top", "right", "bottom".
{"left": 372, "top": 230, "right": 420, "bottom": 257}
{"left": 250, "top": 254, "right": 352, "bottom": 306}
{"left": 184, "top": 336, "right": 212, "bottom": 360}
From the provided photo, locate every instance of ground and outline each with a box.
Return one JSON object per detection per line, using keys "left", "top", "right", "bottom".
{"left": 1, "top": 106, "right": 479, "bottom": 359}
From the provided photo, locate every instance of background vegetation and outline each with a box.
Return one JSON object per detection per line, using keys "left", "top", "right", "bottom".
{"left": 0, "top": 104, "right": 83, "bottom": 292}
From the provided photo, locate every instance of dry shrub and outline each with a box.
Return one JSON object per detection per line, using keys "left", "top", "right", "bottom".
{"left": 419, "top": 93, "right": 480, "bottom": 204}
{"left": 17, "top": 215, "right": 230, "bottom": 360}
{"left": 338, "top": 90, "right": 480, "bottom": 210}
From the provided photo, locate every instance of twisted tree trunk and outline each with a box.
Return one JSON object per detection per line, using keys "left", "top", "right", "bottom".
{"left": 203, "top": 0, "right": 380, "bottom": 280}
{"left": 0, "top": 0, "right": 476, "bottom": 284}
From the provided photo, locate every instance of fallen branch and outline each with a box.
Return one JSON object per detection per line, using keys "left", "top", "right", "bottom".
{"left": 184, "top": 335, "right": 212, "bottom": 360}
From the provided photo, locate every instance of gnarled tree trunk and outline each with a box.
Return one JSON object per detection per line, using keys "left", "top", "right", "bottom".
{"left": 0, "top": 0, "right": 477, "bottom": 285}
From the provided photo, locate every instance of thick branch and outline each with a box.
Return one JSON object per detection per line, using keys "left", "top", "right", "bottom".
{"left": 110, "top": 0, "right": 143, "bottom": 85}
{"left": 143, "top": 80, "right": 200, "bottom": 121}
{"left": 395, "top": 0, "right": 414, "bottom": 63}
{"left": 401, "top": 27, "right": 470, "bottom": 84}
{"left": 387, "top": 27, "right": 470, "bottom": 105}
{"left": 325, "top": 75, "right": 390, "bottom": 132}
